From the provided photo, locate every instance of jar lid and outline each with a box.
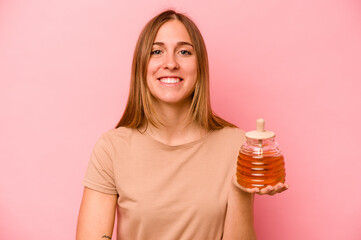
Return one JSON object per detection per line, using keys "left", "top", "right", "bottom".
{"left": 245, "top": 118, "right": 275, "bottom": 140}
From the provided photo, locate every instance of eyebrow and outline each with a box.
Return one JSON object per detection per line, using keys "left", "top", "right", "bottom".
{"left": 152, "top": 41, "right": 194, "bottom": 47}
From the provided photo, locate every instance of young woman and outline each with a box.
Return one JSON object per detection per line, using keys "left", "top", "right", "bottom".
{"left": 76, "top": 9, "right": 288, "bottom": 240}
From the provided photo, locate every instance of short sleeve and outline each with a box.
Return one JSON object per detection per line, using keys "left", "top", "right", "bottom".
{"left": 82, "top": 135, "right": 117, "bottom": 195}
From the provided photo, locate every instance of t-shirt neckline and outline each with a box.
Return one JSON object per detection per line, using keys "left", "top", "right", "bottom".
{"left": 138, "top": 129, "right": 215, "bottom": 150}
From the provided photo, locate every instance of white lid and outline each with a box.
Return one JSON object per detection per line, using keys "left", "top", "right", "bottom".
{"left": 245, "top": 118, "right": 275, "bottom": 140}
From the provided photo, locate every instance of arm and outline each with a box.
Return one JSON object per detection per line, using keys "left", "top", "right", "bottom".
{"left": 223, "top": 179, "right": 257, "bottom": 240}
{"left": 76, "top": 187, "right": 117, "bottom": 240}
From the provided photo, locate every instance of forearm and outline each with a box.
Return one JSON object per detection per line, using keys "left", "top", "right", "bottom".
{"left": 76, "top": 187, "right": 117, "bottom": 240}
{"left": 223, "top": 179, "right": 256, "bottom": 240}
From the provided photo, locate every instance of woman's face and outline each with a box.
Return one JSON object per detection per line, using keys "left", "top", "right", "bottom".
{"left": 146, "top": 20, "right": 197, "bottom": 106}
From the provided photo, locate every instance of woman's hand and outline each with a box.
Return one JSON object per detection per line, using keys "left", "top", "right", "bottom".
{"left": 244, "top": 182, "right": 289, "bottom": 196}
{"left": 233, "top": 176, "right": 289, "bottom": 196}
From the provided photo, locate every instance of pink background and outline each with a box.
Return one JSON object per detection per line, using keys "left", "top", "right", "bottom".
{"left": 1, "top": 0, "right": 361, "bottom": 239}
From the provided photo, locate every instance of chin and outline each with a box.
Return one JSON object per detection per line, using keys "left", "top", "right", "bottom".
{"left": 156, "top": 97, "right": 192, "bottom": 105}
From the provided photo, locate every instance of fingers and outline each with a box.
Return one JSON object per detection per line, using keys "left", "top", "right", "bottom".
{"left": 236, "top": 184, "right": 259, "bottom": 194}
{"left": 256, "top": 183, "right": 289, "bottom": 195}
{"left": 233, "top": 175, "right": 289, "bottom": 195}
{"left": 245, "top": 187, "right": 260, "bottom": 194}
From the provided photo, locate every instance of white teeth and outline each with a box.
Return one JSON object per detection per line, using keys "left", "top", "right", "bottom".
{"left": 159, "top": 78, "right": 181, "bottom": 84}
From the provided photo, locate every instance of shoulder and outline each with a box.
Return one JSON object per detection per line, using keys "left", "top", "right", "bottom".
{"left": 97, "top": 127, "right": 136, "bottom": 150}
{"left": 214, "top": 126, "right": 246, "bottom": 141}
{"left": 208, "top": 126, "right": 246, "bottom": 147}
{"left": 102, "top": 126, "right": 134, "bottom": 139}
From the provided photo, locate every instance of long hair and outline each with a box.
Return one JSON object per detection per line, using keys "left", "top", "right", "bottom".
{"left": 116, "top": 9, "right": 235, "bottom": 130}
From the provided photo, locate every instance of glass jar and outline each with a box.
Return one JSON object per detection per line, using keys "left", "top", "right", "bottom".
{"left": 236, "top": 119, "right": 286, "bottom": 189}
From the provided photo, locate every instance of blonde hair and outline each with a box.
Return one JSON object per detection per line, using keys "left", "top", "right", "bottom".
{"left": 116, "top": 9, "right": 235, "bottom": 130}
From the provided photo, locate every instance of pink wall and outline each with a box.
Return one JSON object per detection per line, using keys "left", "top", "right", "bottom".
{"left": 1, "top": 0, "right": 360, "bottom": 239}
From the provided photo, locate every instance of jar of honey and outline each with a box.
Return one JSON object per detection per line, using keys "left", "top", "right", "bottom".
{"left": 236, "top": 118, "right": 286, "bottom": 189}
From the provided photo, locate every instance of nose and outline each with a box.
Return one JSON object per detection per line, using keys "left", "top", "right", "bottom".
{"left": 163, "top": 53, "right": 179, "bottom": 70}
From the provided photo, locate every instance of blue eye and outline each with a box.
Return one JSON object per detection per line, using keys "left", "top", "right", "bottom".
{"left": 151, "top": 50, "right": 162, "bottom": 55}
{"left": 179, "top": 50, "right": 191, "bottom": 55}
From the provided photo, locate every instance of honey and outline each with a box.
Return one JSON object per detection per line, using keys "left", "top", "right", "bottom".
{"left": 236, "top": 118, "right": 286, "bottom": 190}
{"left": 237, "top": 152, "right": 285, "bottom": 189}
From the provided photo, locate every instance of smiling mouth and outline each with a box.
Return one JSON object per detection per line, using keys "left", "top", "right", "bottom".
{"left": 158, "top": 77, "right": 183, "bottom": 84}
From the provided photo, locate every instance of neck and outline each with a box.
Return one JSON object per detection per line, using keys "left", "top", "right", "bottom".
{"left": 144, "top": 100, "right": 206, "bottom": 146}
